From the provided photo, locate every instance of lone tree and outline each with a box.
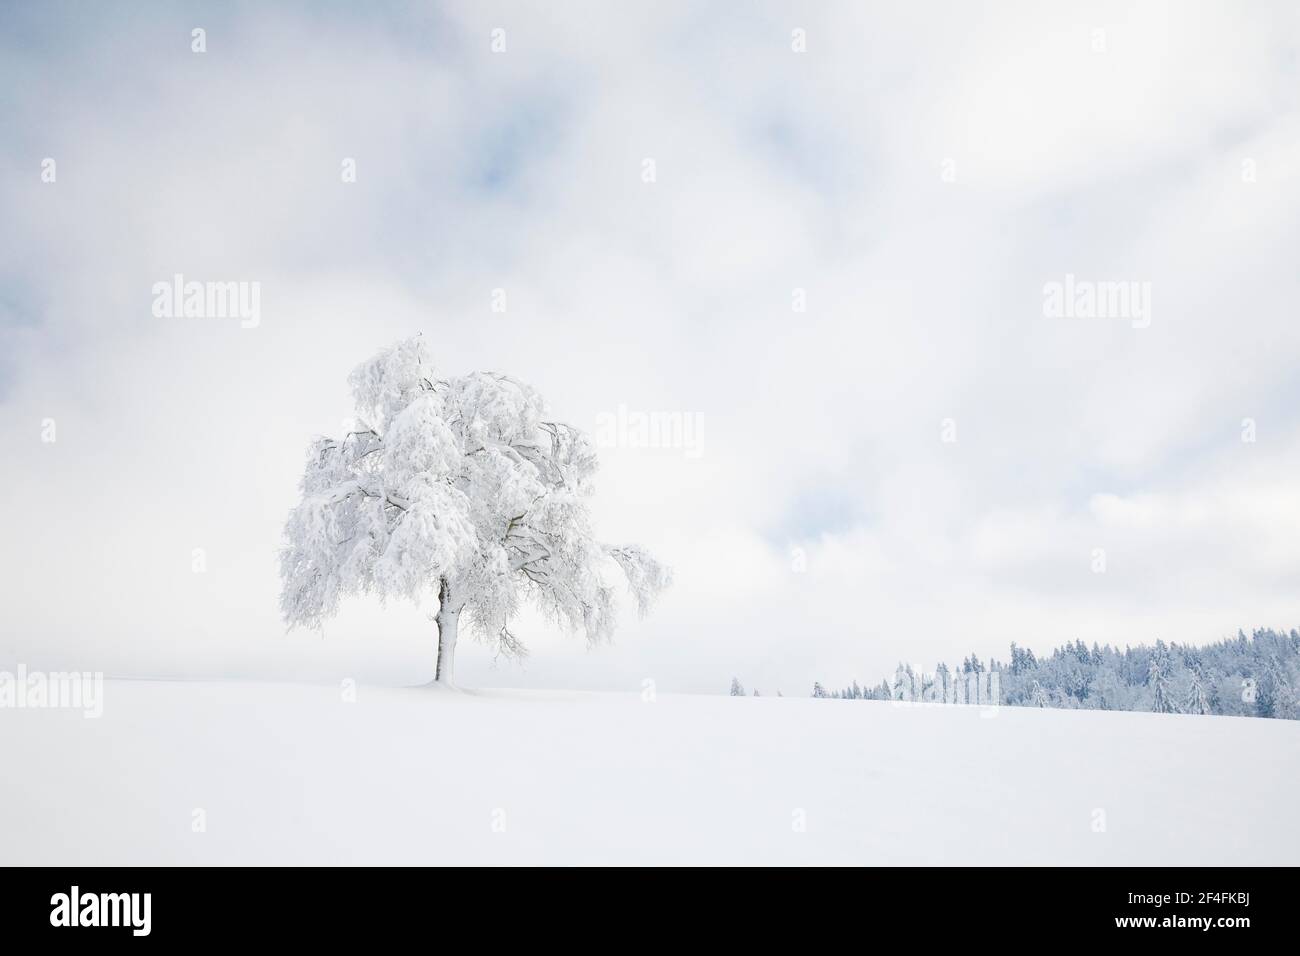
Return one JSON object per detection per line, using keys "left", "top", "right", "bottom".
{"left": 280, "top": 336, "right": 671, "bottom": 685}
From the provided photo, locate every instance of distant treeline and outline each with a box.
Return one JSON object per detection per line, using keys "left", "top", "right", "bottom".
{"left": 729, "top": 628, "right": 1300, "bottom": 719}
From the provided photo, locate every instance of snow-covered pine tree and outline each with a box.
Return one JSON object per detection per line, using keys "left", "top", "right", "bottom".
{"left": 1148, "top": 652, "right": 1177, "bottom": 714}
{"left": 893, "top": 662, "right": 916, "bottom": 700}
{"left": 1029, "top": 680, "right": 1049, "bottom": 707}
{"left": 935, "top": 662, "right": 951, "bottom": 700}
{"left": 811, "top": 682, "right": 828, "bottom": 698}
{"left": 730, "top": 677, "right": 745, "bottom": 697}
{"left": 1185, "top": 667, "right": 1211, "bottom": 716}
{"left": 280, "top": 336, "right": 671, "bottom": 686}
{"left": 1257, "top": 657, "right": 1292, "bottom": 718}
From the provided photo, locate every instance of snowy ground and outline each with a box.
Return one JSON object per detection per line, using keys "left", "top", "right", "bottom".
{"left": 2, "top": 680, "right": 1297, "bottom": 865}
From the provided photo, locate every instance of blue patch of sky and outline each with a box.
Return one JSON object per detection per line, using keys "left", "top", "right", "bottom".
{"left": 764, "top": 485, "right": 869, "bottom": 548}
{"left": 748, "top": 115, "right": 866, "bottom": 198}
{"left": 1060, "top": 374, "right": 1300, "bottom": 511}
{"left": 0, "top": 283, "right": 45, "bottom": 403}
{"left": 461, "top": 96, "right": 570, "bottom": 197}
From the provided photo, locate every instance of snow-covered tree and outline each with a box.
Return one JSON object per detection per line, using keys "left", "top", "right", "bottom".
{"left": 1186, "top": 667, "right": 1211, "bottom": 716}
{"left": 729, "top": 677, "right": 745, "bottom": 697}
{"left": 280, "top": 336, "right": 671, "bottom": 685}
{"left": 893, "top": 662, "right": 915, "bottom": 700}
{"left": 1148, "top": 653, "right": 1177, "bottom": 714}
{"left": 934, "top": 662, "right": 951, "bottom": 696}
{"left": 1257, "top": 657, "right": 1292, "bottom": 718}
{"left": 1029, "top": 680, "right": 1049, "bottom": 707}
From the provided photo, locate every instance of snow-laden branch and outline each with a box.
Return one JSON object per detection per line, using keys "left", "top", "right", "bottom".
{"left": 606, "top": 545, "right": 673, "bottom": 616}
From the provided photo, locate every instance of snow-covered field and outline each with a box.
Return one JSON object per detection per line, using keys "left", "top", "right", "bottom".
{"left": 2, "top": 680, "right": 1297, "bottom": 865}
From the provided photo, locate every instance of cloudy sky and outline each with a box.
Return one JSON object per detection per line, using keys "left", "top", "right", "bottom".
{"left": 2, "top": 1, "right": 1298, "bottom": 694}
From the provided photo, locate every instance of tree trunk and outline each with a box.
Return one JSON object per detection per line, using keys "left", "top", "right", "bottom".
{"left": 433, "top": 577, "right": 461, "bottom": 685}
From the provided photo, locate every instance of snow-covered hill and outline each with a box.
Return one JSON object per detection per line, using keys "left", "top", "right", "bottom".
{"left": 2, "top": 680, "right": 1296, "bottom": 865}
